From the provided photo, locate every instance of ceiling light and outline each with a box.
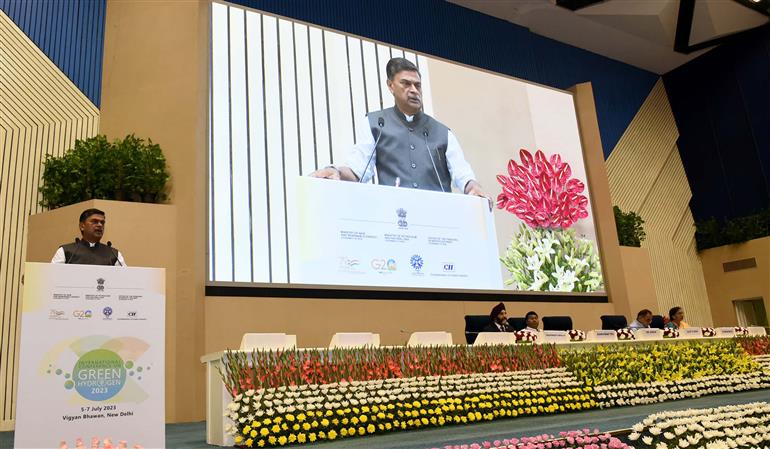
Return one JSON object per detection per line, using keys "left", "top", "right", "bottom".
{"left": 749, "top": 0, "right": 761, "bottom": 3}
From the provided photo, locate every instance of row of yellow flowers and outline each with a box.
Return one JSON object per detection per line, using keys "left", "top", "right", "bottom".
{"left": 558, "top": 339, "right": 759, "bottom": 386}
{"left": 230, "top": 387, "right": 596, "bottom": 447}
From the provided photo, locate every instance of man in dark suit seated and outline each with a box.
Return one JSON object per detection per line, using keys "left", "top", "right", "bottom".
{"left": 482, "top": 302, "right": 513, "bottom": 332}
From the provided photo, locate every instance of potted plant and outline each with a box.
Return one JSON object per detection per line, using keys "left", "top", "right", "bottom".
{"left": 613, "top": 206, "right": 645, "bottom": 247}
{"left": 39, "top": 134, "right": 170, "bottom": 208}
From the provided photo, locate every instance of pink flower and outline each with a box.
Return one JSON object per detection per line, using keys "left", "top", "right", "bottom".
{"left": 496, "top": 149, "right": 588, "bottom": 229}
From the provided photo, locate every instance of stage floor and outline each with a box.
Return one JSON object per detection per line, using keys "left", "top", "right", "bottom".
{"left": 2, "top": 388, "right": 768, "bottom": 449}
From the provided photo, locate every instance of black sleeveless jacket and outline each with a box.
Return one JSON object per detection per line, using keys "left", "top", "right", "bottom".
{"left": 60, "top": 240, "right": 119, "bottom": 265}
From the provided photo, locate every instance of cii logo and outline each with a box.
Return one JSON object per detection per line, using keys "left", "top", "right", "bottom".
{"left": 443, "top": 263, "right": 455, "bottom": 272}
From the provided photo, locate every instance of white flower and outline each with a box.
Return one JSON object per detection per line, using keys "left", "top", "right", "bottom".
{"left": 530, "top": 271, "right": 549, "bottom": 290}
{"left": 525, "top": 254, "right": 543, "bottom": 271}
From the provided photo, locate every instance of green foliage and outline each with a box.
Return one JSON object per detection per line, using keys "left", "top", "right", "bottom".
{"left": 40, "top": 134, "right": 170, "bottom": 209}
{"left": 559, "top": 339, "right": 759, "bottom": 386}
{"left": 500, "top": 224, "right": 603, "bottom": 292}
{"left": 613, "top": 206, "right": 646, "bottom": 247}
{"left": 695, "top": 208, "right": 770, "bottom": 250}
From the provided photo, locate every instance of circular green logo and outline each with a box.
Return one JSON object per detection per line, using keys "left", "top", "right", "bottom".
{"left": 72, "top": 349, "right": 127, "bottom": 401}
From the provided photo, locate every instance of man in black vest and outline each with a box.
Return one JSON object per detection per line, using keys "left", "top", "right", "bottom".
{"left": 311, "top": 57, "right": 489, "bottom": 202}
{"left": 51, "top": 208, "right": 126, "bottom": 266}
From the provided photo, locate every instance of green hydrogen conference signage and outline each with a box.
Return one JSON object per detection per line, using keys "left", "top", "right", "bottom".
{"left": 14, "top": 263, "right": 165, "bottom": 448}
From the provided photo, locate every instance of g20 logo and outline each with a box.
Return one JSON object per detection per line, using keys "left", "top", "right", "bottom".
{"left": 72, "top": 310, "right": 92, "bottom": 319}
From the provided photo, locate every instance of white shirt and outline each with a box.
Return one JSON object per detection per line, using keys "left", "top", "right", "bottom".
{"left": 51, "top": 242, "right": 127, "bottom": 266}
{"left": 346, "top": 113, "right": 477, "bottom": 192}
{"left": 524, "top": 327, "right": 539, "bottom": 333}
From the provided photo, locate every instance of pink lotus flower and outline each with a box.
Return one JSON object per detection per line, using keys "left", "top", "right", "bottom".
{"left": 496, "top": 149, "right": 588, "bottom": 229}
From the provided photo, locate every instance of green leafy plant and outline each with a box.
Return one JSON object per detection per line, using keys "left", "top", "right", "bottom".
{"left": 613, "top": 206, "right": 646, "bottom": 247}
{"left": 695, "top": 209, "right": 770, "bottom": 250}
{"left": 39, "top": 134, "right": 169, "bottom": 208}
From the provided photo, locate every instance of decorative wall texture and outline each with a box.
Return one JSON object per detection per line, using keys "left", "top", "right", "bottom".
{"left": 606, "top": 80, "right": 712, "bottom": 326}
{"left": 0, "top": 0, "right": 106, "bottom": 107}
{"left": 0, "top": 10, "right": 99, "bottom": 429}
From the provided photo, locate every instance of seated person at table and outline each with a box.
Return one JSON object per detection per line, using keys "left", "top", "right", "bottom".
{"left": 524, "top": 311, "right": 539, "bottom": 333}
{"left": 664, "top": 306, "right": 689, "bottom": 329}
{"left": 482, "top": 302, "right": 512, "bottom": 332}
{"left": 628, "top": 309, "right": 653, "bottom": 329}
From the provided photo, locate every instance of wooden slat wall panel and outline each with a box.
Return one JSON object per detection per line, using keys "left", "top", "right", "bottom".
{"left": 606, "top": 79, "right": 713, "bottom": 326}
{"left": 0, "top": 10, "right": 99, "bottom": 430}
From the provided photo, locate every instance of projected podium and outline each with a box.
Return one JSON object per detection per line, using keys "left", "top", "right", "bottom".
{"left": 288, "top": 177, "right": 503, "bottom": 290}
{"left": 14, "top": 263, "right": 165, "bottom": 449}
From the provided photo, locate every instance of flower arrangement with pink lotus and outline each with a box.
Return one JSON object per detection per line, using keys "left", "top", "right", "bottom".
{"left": 496, "top": 149, "right": 602, "bottom": 292}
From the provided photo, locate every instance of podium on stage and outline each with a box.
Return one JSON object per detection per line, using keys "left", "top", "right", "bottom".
{"left": 14, "top": 263, "right": 165, "bottom": 449}
{"left": 287, "top": 177, "right": 503, "bottom": 290}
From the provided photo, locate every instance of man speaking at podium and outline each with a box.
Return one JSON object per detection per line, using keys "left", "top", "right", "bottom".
{"left": 51, "top": 208, "right": 127, "bottom": 266}
{"left": 310, "top": 57, "right": 489, "bottom": 201}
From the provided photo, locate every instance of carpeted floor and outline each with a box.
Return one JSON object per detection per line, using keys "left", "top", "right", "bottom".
{"left": 2, "top": 388, "right": 768, "bottom": 449}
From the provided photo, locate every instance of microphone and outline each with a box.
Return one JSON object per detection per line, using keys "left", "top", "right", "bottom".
{"left": 422, "top": 129, "right": 445, "bottom": 193}
{"left": 359, "top": 117, "right": 385, "bottom": 183}
{"left": 107, "top": 241, "right": 123, "bottom": 266}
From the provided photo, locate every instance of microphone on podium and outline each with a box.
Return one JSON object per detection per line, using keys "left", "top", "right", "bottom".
{"left": 422, "top": 128, "right": 445, "bottom": 192}
{"left": 359, "top": 117, "right": 385, "bottom": 183}
{"left": 107, "top": 241, "right": 123, "bottom": 266}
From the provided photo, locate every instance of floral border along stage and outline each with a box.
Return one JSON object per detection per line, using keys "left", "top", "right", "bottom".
{"left": 429, "top": 428, "right": 631, "bottom": 449}
{"left": 628, "top": 402, "right": 770, "bottom": 448}
{"left": 220, "top": 337, "right": 770, "bottom": 448}
{"left": 496, "top": 149, "right": 603, "bottom": 292}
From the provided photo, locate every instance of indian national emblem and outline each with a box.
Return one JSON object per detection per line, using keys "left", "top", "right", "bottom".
{"left": 396, "top": 208, "right": 408, "bottom": 229}
{"left": 96, "top": 278, "right": 105, "bottom": 292}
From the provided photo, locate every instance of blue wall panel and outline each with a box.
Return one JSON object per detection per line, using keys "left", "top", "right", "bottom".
{"left": 664, "top": 25, "right": 770, "bottom": 221}
{"left": 0, "top": 0, "right": 106, "bottom": 107}
{"left": 229, "top": 0, "right": 658, "bottom": 158}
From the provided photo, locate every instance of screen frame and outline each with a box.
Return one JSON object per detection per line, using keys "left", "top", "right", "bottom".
{"left": 205, "top": 0, "right": 610, "bottom": 302}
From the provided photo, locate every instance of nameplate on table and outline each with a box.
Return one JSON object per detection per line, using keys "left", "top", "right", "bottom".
{"left": 680, "top": 327, "right": 704, "bottom": 339}
{"left": 541, "top": 330, "right": 569, "bottom": 343}
{"left": 588, "top": 330, "right": 618, "bottom": 342}
{"left": 715, "top": 327, "right": 736, "bottom": 337}
{"left": 634, "top": 328, "right": 663, "bottom": 340}
{"left": 474, "top": 332, "right": 515, "bottom": 346}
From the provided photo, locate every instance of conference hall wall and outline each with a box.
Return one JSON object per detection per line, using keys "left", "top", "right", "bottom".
{"left": 0, "top": 1, "right": 103, "bottom": 431}
{"left": 0, "top": 0, "right": 712, "bottom": 426}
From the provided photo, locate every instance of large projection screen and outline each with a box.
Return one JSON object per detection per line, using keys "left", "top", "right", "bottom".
{"left": 208, "top": 1, "right": 606, "bottom": 296}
